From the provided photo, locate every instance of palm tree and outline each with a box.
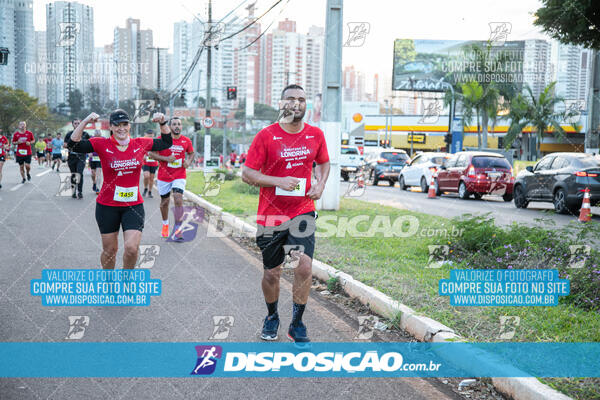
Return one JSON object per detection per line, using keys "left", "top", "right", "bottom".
{"left": 504, "top": 82, "right": 569, "bottom": 159}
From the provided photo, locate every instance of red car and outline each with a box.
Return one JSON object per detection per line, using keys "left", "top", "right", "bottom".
{"left": 434, "top": 151, "right": 514, "bottom": 201}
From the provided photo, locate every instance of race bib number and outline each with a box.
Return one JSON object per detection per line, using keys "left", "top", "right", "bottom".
{"left": 18, "top": 149, "right": 27, "bottom": 155}
{"left": 92, "top": 156, "right": 100, "bottom": 162}
{"left": 275, "top": 178, "right": 306, "bottom": 197}
{"left": 113, "top": 186, "right": 138, "bottom": 202}
{"left": 168, "top": 158, "right": 183, "bottom": 168}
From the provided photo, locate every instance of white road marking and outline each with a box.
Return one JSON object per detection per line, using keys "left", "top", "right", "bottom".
{"left": 36, "top": 169, "right": 51, "bottom": 177}
{"left": 10, "top": 184, "right": 23, "bottom": 191}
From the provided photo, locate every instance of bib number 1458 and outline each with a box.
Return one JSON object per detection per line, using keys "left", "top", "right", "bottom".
{"left": 113, "top": 186, "right": 138, "bottom": 202}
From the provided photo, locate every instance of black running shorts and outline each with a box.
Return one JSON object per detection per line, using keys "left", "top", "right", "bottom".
{"left": 16, "top": 155, "right": 32, "bottom": 165}
{"left": 255, "top": 211, "right": 316, "bottom": 269}
{"left": 95, "top": 202, "right": 145, "bottom": 234}
{"left": 142, "top": 165, "right": 158, "bottom": 174}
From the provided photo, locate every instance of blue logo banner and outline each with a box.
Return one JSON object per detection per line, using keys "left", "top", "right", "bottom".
{"left": 0, "top": 342, "right": 598, "bottom": 378}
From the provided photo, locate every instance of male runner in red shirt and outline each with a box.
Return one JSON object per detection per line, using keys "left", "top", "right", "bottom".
{"left": 12, "top": 121, "right": 35, "bottom": 183}
{"left": 147, "top": 117, "right": 195, "bottom": 240}
{"left": 67, "top": 109, "right": 172, "bottom": 269}
{"left": 242, "top": 84, "right": 330, "bottom": 343}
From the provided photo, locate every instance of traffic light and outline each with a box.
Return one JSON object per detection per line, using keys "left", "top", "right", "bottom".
{"left": 227, "top": 86, "right": 237, "bottom": 100}
{"left": 180, "top": 88, "right": 186, "bottom": 100}
{"left": 444, "top": 133, "right": 452, "bottom": 146}
{"left": 194, "top": 121, "right": 202, "bottom": 132}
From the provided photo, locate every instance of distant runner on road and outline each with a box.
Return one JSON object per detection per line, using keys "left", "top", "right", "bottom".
{"left": 67, "top": 109, "right": 173, "bottom": 269}
{"left": 89, "top": 129, "right": 102, "bottom": 194}
{"left": 65, "top": 119, "right": 90, "bottom": 199}
{"left": 147, "top": 117, "right": 195, "bottom": 240}
{"left": 12, "top": 121, "right": 34, "bottom": 183}
{"left": 0, "top": 131, "right": 9, "bottom": 189}
{"left": 141, "top": 129, "right": 159, "bottom": 198}
{"left": 242, "top": 84, "right": 330, "bottom": 343}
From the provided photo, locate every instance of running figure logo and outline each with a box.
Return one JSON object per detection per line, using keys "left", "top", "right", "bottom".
{"left": 65, "top": 316, "right": 89, "bottom": 340}
{"left": 497, "top": 316, "right": 520, "bottom": 340}
{"left": 427, "top": 245, "right": 449, "bottom": 268}
{"left": 344, "top": 22, "right": 370, "bottom": 47}
{"left": 418, "top": 99, "right": 442, "bottom": 124}
{"left": 209, "top": 316, "right": 235, "bottom": 340}
{"left": 201, "top": 173, "right": 226, "bottom": 197}
{"left": 568, "top": 245, "right": 590, "bottom": 269}
{"left": 136, "top": 245, "right": 161, "bottom": 268}
{"left": 355, "top": 315, "right": 379, "bottom": 340}
{"left": 57, "top": 22, "right": 80, "bottom": 47}
{"left": 57, "top": 172, "right": 80, "bottom": 196}
{"left": 488, "top": 22, "right": 512, "bottom": 46}
{"left": 167, "top": 206, "right": 205, "bottom": 242}
{"left": 191, "top": 345, "right": 222, "bottom": 375}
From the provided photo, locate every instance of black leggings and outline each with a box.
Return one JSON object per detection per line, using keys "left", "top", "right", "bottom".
{"left": 68, "top": 158, "right": 85, "bottom": 194}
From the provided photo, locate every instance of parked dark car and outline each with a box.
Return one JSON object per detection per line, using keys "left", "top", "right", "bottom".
{"left": 434, "top": 151, "right": 514, "bottom": 200}
{"left": 513, "top": 152, "right": 600, "bottom": 213}
{"left": 364, "top": 149, "right": 410, "bottom": 186}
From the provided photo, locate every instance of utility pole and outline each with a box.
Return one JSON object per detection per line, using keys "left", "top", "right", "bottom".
{"left": 205, "top": 0, "right": 212, "bottom": 137}
{"left": 319, "top": 0, "right": 343, "bottom": 211}
{"left": 587, "top": 50, "right": 600, "bottom": 154}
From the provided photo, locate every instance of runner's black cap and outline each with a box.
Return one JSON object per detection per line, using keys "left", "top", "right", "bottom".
{"left": 109, "top": 109, "right": 129, "bottom": 125}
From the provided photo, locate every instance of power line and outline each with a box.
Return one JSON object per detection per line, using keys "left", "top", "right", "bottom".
{"left": 235, "top": 0, "right": 291, "bottom": 52}
{"left": 219, "top": 0, "right": 285, "bottom": 42}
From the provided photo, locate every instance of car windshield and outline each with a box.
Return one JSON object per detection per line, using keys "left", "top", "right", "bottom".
{"left": 430, "top": 156, "right": 446, "bottom": 165}
{"left": 471, "top": 156, "right": 511, "bottom": 169}
{"left": 381, "top": 152, "right": 408, "bottom": 162}
{"left": 341, "top": 147, "right": 359, "bottom": 155}
{"left": 575, "top": 156, "right": 600, "bottom": 169}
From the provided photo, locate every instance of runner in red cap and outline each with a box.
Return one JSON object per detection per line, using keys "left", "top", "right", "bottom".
{"left": 67, "top": 109, "right": 172, "bottom": 269}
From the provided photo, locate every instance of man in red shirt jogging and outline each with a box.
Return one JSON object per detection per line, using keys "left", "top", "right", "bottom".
{"left": 12, "top": 121, "right": 35, "bottom": 183}
{"left": 147, "top": 117, "right": 195, "bottom": 240}
{"left": 242, "top": 84, "right": 330, "bottom": 343}
{"left": 67, "top": 109, "right": 172, "bottom": 269}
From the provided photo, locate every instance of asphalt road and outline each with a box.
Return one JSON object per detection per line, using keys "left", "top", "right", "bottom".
{"left": 0, "top": 161, "right": 469, "bottom": 400}
{"left": 340, "top": 179, "right": 600, "bottom": 227}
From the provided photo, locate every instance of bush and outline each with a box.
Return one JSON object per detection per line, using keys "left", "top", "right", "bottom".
{"left": 215, "top": 168, "right": 236, "bottom": 181}
{"left": 447, "top": 214, "right": 600, "bottom": 312}
{"left": 231, "top": 180, "right": 260, "bottom": 195}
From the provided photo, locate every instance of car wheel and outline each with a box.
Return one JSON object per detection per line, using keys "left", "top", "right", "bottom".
{"left": 342, "top": 172, "right": 349, "bottom": 181}
{"left": 473, "top": 193, "right": 482, "bottom": 200}
{"left": 513, "top": 185, "right": 528, "bottom": 208}
{"left": 420, "top": 176, "right": 429, "bottom": 193}
{"left": 553, "top": 188, "right": 569, "bottom": 214}
{"left": 434, "top": 178, "right": 441, "bottom": 196}
{"left": 502, "top": 193, "right": 513, "bottom": 202}
{"left": 399, "top": 175, "right": 407, "bottom": 190}
{"left": 458, "top": 181, "right": 470, "bottom": 199}
{"left": 388, "top": 180, "right": 395, "bottom": 186}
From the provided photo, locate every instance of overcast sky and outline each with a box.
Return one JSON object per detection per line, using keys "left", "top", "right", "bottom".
{"left": 33, "top": 0, "right": 549, "bottom": 77}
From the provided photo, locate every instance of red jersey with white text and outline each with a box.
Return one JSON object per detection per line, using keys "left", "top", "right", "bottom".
{"left": 245, "top": 123, "right": 329, "bottom": 226}
{"left": 0, "top": 136, "right": 8, "bottom": 156}
{"left": 12, "top": 131, "right": 34, "bottom": 156}
{"left": 142, "top": 152, "right": 159, "bottom": 167}
{"left": 156, "top": 135, "right": 194, "bottom": 182}
{"left": 44, "top": 137, "right": 53, "bottom": 152}
{"left": 90, "top": 137, "right": 154, "bottom": 207}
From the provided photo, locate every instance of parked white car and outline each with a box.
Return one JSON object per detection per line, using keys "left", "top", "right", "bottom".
{"left": 399, "top": 152, "right": 449, "bottom": 192}
{"left": 340, "top": 145, "right": 364, "bottom": 181}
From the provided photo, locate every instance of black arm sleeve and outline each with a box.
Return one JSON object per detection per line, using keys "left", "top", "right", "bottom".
{"left": 151, "top": 132, "right": 173, "bottom": 151}
{"left": 67, "top": 139, "right": 94, "bottom": 153}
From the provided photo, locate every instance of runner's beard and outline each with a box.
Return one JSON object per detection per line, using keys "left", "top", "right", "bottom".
{"left": 293, "top": 110, "right": 305, "bottom": 122}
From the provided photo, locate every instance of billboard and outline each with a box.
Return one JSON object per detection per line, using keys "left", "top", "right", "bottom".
{"left": 392, "top": 39, "right": 525, "bottom": 92}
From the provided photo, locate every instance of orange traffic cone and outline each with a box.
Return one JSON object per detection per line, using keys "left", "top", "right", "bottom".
{"left": 578, "top": 188, "right": 592, "bottom": 222}
{"left": 427, "top": 175, "right": 437, "bottom": 199}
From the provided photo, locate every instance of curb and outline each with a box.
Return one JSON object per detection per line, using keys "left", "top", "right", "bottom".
{"left": 184, "top": 189, "right": 572, "bottom": 400}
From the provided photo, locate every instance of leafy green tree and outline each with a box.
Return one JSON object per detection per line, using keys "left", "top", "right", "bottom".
{"left": 534, "top": 0, "right": 600, "bottom": 49}
{"left": 504, "top": 82, "right": 570, "bottom": 159}
{"left": 0, "top": 85, "right": 67, "bottom": 134}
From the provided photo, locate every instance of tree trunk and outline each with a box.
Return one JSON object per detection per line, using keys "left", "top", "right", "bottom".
{"left": 536, "top": 127, "right": 543, "bottom": 160}
{"left": 482, "top": 111, "right": 489, "bottom": 149}
{"left": 477, "top": 109, "right": 481, "bottom": 149}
